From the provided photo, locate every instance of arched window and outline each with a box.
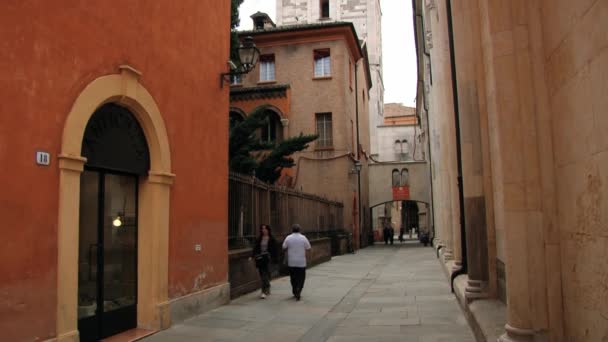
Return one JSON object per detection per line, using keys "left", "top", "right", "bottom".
{"left": 401, "top": 168, "right": 409, "bottom": 187}
{"left": 229, "top": 111, "right": 245, "bottom": 131}
{"left": 261, "top": 110, "right": 283, "bottom": 143}
{"left": 392, "top": 169, "right": 400, "bottom": 187}
{"left": 402, "top": 139, "right": 410, "bottom": 159}
{"left": 394, "top": 139, "right": 410, "bottom": 161}
{"left": 394, "top": 140, "right": 402, "bottom": 161}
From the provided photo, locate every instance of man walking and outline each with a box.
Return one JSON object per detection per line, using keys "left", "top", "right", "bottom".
{"left": 282, "top": 224, "right": 311, "bottom": 301}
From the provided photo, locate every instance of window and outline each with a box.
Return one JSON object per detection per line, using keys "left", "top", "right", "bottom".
{"left": 260, "top": 110, "right": 283, "bottom": 143}
{"left": 259, "top": 54, "right": 275, "bottom": 82}
{"left": 314, "top": 49, "right": 331, "bottom": 78}
{"left": 320, "top": 0, "right": 330, "bottom": 18}
{"left": 230, "top": 74, "right": 242, "bottom": 86}
{"left": 400, "top": 168, "right": 409, "bottom": 186}
{"left": 394, "top": 139, "right": 410, "bottom": 161}
{"left": 254, "top": 18, "right": 265, "bottom": 30}
{"left": 316, "top": 113, "right": 333, "bottom": 148}
{"left": 392, "top": 169, "right": 400, "bottom": 187}
{"left": 229, "top": 111, "right": 245, "bottom": 131}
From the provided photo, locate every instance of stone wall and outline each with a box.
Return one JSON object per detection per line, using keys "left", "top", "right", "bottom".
{"left": 414, "top": 0, "right": 608, "bottom": 340}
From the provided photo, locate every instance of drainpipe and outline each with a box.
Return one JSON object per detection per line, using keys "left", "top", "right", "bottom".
{"left": 446, "top": 0, "right": 468, "bottom": 292}
{"left": 355, "top": 59, "right": 362, "bottom": 249}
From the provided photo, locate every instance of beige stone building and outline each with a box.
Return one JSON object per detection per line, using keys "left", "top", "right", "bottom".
{"left": 230, "top": 17, "right": 372, "bottom": 248}
{"left": 413, "top": 0, "right": 608, "bottom": 341}
{"left": 368, "top": 103, "right": 432, "bottom": 240}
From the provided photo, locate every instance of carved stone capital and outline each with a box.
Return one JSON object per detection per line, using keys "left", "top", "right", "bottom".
{"left": 148, "top": 170, "right": 176, "bottom": 185}
{"left": 58, "top": 154, "right": 87, "bottom": 173}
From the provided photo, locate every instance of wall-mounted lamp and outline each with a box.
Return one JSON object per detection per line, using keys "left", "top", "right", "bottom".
{"left": 112, "top": 213, "right": 123, "bottom": 228}
{"left": 350, "top": 160, "right": 362, "bottom": 174}
{"left": 220, "top": 36, "right": 260, "bottom": 87}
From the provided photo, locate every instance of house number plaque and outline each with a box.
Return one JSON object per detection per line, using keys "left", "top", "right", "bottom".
{"left": 36, "top": 151, "right": 51, "bottom": 166}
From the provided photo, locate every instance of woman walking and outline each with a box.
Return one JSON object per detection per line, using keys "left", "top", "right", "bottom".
{"left": 252, "top": 224, "right": 278, "bottom": 299}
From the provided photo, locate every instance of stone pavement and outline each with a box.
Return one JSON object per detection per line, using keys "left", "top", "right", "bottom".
{"left": 143, "top": 241, "right": 476, "bottom": 342}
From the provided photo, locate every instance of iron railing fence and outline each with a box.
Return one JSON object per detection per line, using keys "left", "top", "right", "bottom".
{"left": 228, "top": 172, "right": 344, "bottom": 249}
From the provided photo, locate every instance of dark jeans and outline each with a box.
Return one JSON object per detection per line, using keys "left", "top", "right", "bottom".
{"left": 289, "top": 267, "right": 306, "bottom": 296}
{"left": 257, "top": 262, "right": 271, "bottom": 295}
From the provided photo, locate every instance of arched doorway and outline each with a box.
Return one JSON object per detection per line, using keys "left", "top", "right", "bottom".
{"left": 56, "top": 66, "right": 174, "bottom": 341}
{"left": 369, "top": 200, "right": 430, "bottom": 244}
{"left": 77, "top": 104, "right": 150, "bottom": 341}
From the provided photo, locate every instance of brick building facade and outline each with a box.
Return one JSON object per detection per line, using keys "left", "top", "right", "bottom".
{"left": 230, "top": 19, "right": 372, "bottom": 248}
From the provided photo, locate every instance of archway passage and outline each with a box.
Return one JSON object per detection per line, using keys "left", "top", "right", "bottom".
{"left": 369, "top": 200, "right": 430, "bottom": 245}
{"left": 78, "top": 104, "right": 150, "bottom": 341}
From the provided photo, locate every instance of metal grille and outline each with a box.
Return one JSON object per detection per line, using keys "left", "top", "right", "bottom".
{"left": 228, "top": 172, "right": 344, "bottom": 249}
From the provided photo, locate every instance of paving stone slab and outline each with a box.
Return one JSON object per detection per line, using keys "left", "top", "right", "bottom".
{"left": 142, "top": 243, "right": 476, "bottom": 342}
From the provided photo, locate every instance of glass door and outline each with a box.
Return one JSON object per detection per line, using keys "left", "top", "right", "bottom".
{"left": 78, "top": 170, "right": 138, "bottom": 341}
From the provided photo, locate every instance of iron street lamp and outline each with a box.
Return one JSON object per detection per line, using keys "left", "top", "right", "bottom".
{"left": 221, "top": 36, "right": 260, "bottom": 87}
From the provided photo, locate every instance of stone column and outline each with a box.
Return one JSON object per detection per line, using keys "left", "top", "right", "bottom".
{"left": 281, "top": 118, "right": 289, "bottom": 140}
{"left": 451, "top": 0, "right": 491, "bottom": 298}
{"left": 138, "top": 171, "right": 174, "bottom": 330}
{"left": 427, "top": 0, "right": 461, "bottom": 266}
{"left": 477, "top": 0, "right": 552, "bottom": 340}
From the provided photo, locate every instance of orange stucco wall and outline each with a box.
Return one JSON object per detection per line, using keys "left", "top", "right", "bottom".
{"left": 0, "top": 2, "right": 230, "bottom": 340}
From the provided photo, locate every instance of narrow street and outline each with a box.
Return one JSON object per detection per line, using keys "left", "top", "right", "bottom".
{"left": 144, "top": 242, "right": 475, "bottom": 342}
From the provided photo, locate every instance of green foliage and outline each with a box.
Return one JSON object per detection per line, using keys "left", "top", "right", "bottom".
{"left": 231, "top": 0, "right": 244, "bottom": 68}
{"left": 229, "top": 106, "right": 319, "bottom": 183}
{"left": 255, "top": 133, "right": 318, "bottom": 183}
{"left": 229, "top": 107, "right": 272, "bottom": 174}
{"left": 231, "top": 0, "right": 243, "bottom": 29}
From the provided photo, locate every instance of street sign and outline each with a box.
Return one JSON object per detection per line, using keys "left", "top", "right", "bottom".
{"left": 392, "top": 186, "right": 410, "bottom": 201}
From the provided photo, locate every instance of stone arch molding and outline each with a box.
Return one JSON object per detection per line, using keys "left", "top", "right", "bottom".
{"left": 60, "top": 65, "right": 171, "bottom": 172}
{"left": 252, "top": 104, "right": 288, "bottom": 122}
{"left": 56, "top": 65, "right": 174, "bottom": 342}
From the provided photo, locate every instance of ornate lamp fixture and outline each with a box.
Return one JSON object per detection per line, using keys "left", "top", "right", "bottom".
{"left": 221, "top": 36, "right": 260, "bottom": 87}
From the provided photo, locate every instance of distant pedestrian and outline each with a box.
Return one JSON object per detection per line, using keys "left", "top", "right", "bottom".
{"left": 282, "top": 224, "right": 311, "bottom": 301}
{"left": 399, "top": 227, "right": 405, "bottom": 243}
{"left": 389, "top": 222, "right": 395, "bottom": 245}
{"left": 251, "top": 224, "right": 278, "bottom": 299}
{"left": 383, "top": 223, "right": 390, "bottom": 245}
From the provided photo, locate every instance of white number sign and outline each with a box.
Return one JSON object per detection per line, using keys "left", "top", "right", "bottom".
{"left": 36, "top": 151, "right": 50, "bottom": 166}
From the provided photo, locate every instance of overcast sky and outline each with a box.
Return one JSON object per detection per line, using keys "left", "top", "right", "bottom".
{"left": 238, "top": 0, "right": 417, "bottom": 107}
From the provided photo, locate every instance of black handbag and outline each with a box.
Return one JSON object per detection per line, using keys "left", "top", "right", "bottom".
{"left": 254, "top": 252, "right": 269, "bottom": 268}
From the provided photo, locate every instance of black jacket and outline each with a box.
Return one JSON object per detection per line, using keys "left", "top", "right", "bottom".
{"left": 252, "top": 236, "right": 278, "bottom": 263}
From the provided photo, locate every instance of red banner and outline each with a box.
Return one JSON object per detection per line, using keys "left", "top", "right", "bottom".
{"left": 392, "top": 186, "right": 410, "bottom": 201}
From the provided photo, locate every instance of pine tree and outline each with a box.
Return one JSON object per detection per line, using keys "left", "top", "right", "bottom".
{"left": 229, "top": 106, "right": 273, "bottom": 174}
{"left": 231, "top": 0, "right": 244, "bottom": 68}
{"left": 255, "top": 133, "right": 318, "bottom": 183}
{"left": 229, "top": 106, "right": 318, "bottom": 183}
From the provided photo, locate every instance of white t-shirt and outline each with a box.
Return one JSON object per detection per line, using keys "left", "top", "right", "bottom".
{"left": 282, "top": 233, "right": 311, "bottom": 267}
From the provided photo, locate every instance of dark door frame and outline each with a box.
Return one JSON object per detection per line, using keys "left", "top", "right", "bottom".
{"left": 78, "top": 167, "right": 139, "bottom": 341}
